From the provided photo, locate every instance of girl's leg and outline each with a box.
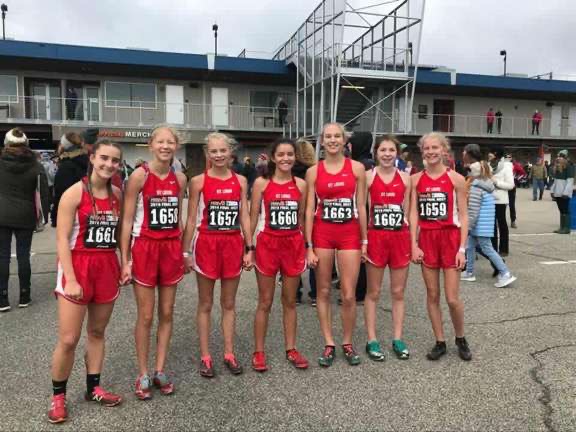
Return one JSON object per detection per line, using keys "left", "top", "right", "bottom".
{"left": 155, "top": 285, "right": 177, "bottom": 372}
{"left": 196, "top": 274, "right": 216, "bottom": 358}
{"left": 422, "top": 266, "right": 444, "bottom": 341}
{"left": 314, "top": 248, "right": 336, "bottom": 346}
{"left": 85, "top": 302, "right": 115, "bottom": 375}
{"left": 133, "top": 284, "right": 156, "bottom": 375}
{"left": 280, "top": 275, "right": 300, "bottom": 350}
{"left": 336, "top": 250, "right": 361, "bottom": 345}
{"left": 364, "top": 262, "right": 385, "bottom": 341}
{"left": 51, "top": 297, "right": 87, "bottom": 381}
{"left": 220, "top": 277, "right": 241, "bottom": 355}
{"left": 389, "top": 266, "right": 409, "bottom": 340}
{"left": 477, "top": 237, "right": 509, "bottom": 275}
{"left": 443, "top": 269, "right": 465, "bottom": 338}
{"left": 465, "top": 235, "right": 478, "bottom": 274}
{"left": 254, "top": 271, "right": 276, "bottom": 353}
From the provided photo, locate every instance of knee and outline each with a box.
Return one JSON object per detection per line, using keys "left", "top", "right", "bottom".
{"left": 138, "top": 310, "right": 154, "bottom": 329}
{"left": 59, "top": 333, "right": 80, "bottom": 352}
{"left": 316, "top": 284, "right": 331, "bottom": 300}
{"left": 446, "top": 297, "right": 462, "bottom": 310}
{"left": 390, "top": 287, "right": 404, "bottom": 302}
{"left": 158, "top": 307, "right": 174, "bottom": 325}
{"left": 427, "top": 292, "right": 441, "bottom": 305}
{"left": 365, "top": 288, "right": 380, "bottom": 303}
{"left": 340, "top": 291, "right": 356, "bottom": 307}
{"left": 220, "top": 298, "right": 236, "bottom": 313}
{"left": 87, "top": 326, "right": 106, "bottom": 341}
{"left": 257, "top": 298, "right": 273, "bottom": 314}
{"left": 197, "top": 300, "right": 213, "bottom": 314}
{"left": 281, "top": 294, "right": 296, "bottom": 310}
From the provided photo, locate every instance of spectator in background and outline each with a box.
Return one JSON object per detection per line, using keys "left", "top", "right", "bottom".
{"left": 81, "top": 128, "right": 99, "bottom": 154}
{"left": 231, "top": 154, "right": 243, "bottom": 174}
{"left": 486, "top": 108, "right": 495, "bottom": 134}
{"left": 488, "top": 147, "right": 515, "bottom": 256}
{"left": 40, "top": 153, "right": 57, "bottom": 223}
{"left": 65, "top": 87, "right": 78, "bottom": 120}
{"left": 531, "top": 157, "right": 547, "bottom": 201}
{"left": 277, "top": 98, "right": 288, "bottom": 128}
{"left": 532, "top": 110, "right": 543, "bottom": 135}
{"left": 0, "top": 128, "right": 50, "bottom": 311}
{"left": 51, "top": 132, "right": 88, "bottom": 227}
{"left": 544, "top": 160, "right": 552, "bottom": 189}
{"left": 551, "top": 150, "right": 574, "bottom": 234}
{"left": 509, "top": 155, "right": 526, "bottom": 228}
{"left": 395, "top": 143, "right": 409, "bottom": 172}
{"left": 495, "top": 109, "right": 503, "bottom": 134}
{"left": 242, "top": 156, "right": 257, "bottom": 196}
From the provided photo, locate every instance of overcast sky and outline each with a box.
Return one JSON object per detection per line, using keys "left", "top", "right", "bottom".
{"left": 5, "top": 0, "right": 575, "bottom": 78}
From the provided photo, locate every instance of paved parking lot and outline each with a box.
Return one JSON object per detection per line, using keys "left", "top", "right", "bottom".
{"left": 0, "top": 188, "right": 574, "bottom": 431}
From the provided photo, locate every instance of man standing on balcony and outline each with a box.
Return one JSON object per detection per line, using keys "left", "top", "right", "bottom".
{"left": 495, "top": 109, "right": 503, "bottom": 134}
{"left": 277, "top": 97, "right": 288, "bottom": 128}
{"left": 65, "top": 87, "right": 78, "bottom": 121}
{"left": 532, "top": 110, "right": 543, "bottom": 135}
{"left": 486, "top": 108, "right": 495, "bottom": 134}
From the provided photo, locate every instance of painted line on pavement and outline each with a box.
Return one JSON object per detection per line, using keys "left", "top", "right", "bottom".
{"left": 539, "top": 260, "right": 576, "bottom": 265}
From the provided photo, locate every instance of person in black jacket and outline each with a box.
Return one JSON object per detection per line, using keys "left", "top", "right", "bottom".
{"left": 0, "top": 128, "right": 50, "bottom": 311}
{"left": 51, "top": 132, "right": 88, "bottom": 227}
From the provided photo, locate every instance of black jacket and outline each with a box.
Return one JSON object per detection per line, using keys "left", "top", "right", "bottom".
{"left": 0, "top": 149, "right": 50, "bottom": 230}
{"left": 51, "top": 149, "right": 89, "bottom": 226}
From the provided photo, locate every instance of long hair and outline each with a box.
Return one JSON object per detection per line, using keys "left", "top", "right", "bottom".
{"left": 86, "top": 138, "right": 123, "bottom": 217}
{"left": 295, "top": 138, "right": 316, "bottom": 167}
{"left": 464, "top": 143, "right": 491, "bottom": 179}
{"left": 372, "top": 134, "right": 401, "bottom": 161}
{"left": 265, "top": 138, "right": 297, "bottom": 179}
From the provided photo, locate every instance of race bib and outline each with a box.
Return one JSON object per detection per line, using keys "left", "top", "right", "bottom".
{"left": 372, "top": 204, "right": 404, "bottom": 230}
{"left": 208, "top": 200, "right": 240, "bottom": 231}
{"left": 269, "top": 200, "right": 298, "bottom": 230}
{"left": 84, "top": 214, "right": 118, "bottom": 249}
{"left": 148, "top": 196, "right": 179, "bottom": 230}
{"left": 418, "top": 192, "right": 448, "bottom": 220}
{"left": 321, "top": 198, "right": 354, "bottom": 223}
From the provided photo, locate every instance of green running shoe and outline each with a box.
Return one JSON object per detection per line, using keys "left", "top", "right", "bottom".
{"left": 342, "top": 344, "right": 361, "bottom": 366}
{"left": 318, "top": 345, "right": 336, "bottom": 367}
{"left": 392, "top": 339, "right": 410, "bottom": 360}
{"left": 365, "top": 340, "right": 386, "bottom": 362}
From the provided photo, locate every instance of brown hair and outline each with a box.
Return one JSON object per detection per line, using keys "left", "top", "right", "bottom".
{"left": 373, "top": 135, "right": 401, "bottom": 160}
{"left": 295, "top": 138, "right": 316, "bottom": 167}
{"left": 266, "top": 138, "right": 297, "bottom": 179}
{"left": 86, "top": 139, "right": 123, "bottom": 217}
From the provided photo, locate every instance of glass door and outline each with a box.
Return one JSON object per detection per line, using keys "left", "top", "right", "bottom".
{"left": 31, "top": 84, "right": 48, "bottom": 120}
{"left": 83, "top": 87, "right": 100, "bottom": 121}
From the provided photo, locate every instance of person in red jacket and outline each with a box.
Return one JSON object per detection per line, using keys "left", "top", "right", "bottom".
{"left": 532, "top": 110, "right": 543, "bottom": 135}
{"left": 486, "top": 108, "right": 495, "bottom": 134}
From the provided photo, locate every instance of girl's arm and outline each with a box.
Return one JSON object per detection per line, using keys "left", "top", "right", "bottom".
{"left": 304, "top": 166, "right": 318, "bottom": 268}
{"left": 400, "top": 171, "right": 411, "bottom": 218}
{"left": 249, "top": 177, "right": 266, "bottom": 239}
{"left": 295, "top": 177, "right": 307, "bottom": 228}
{"left": 238, "top": 175, "right": 254, "bottom": 269}
{"left": 450, "top": 171, "right": 469, "bottom": 269}
{"left": 352, "top": 161, "right": 368, "bottom": 259}
{"left": 56, "top": 183, "right": 83, "bottom": 299}
{"left": 182, "top": 174, "right": 203, "bottom": 273}
{"left": 409, "top": 173, "right": 423, "bottom": 263}
{"left": 176, "top": 171, "right": 188, "bottom": 233}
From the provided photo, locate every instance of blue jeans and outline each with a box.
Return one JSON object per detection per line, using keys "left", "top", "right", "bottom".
{"left": 466, "top": 235, "right": 509, "bottom": 277}
{"left": 532, "top": 179, "right": 545, "bottom": 200}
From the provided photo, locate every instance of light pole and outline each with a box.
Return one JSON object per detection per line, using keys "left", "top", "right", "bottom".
{"left": 212, "top": 23, "right": 218, "bottom": 56}
{"left": 1, "top": 4, "right": 7, "bottom": 41}
{"left": 500, "top": 50, "right": 507, "bottom": 76}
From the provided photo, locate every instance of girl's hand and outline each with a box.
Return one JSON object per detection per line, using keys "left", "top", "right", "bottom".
{"left": 120, "top": 263, "right": 132, "bottom": 285}
{"left": 243, "top": 252, "right": 254, "bottom": 271}
{"left": 307, "top": 249, "right": 319, "bottom": 269}
{"left": 64, "top": 280, "right": 83, "bottom": 300}
{"left": 455, "top": 251, "right": 466, "bottom": 270}
{"left": 411, "top": 246, "right": 424, "bottom": 264}
{"left": 361, "top": 244, "right": 368, "bottom": 263}
{"left": 184, "top": 256, "right": 195, "bottom": 274}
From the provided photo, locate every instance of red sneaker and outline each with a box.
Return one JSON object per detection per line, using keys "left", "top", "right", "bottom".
{"left": 48, "top": 394, "right": 68, "bottom": 424}
{"left": 85, "top": 386, "right": 123, "bottom": 407}
{"left": 153, "top": 371, "right": 175, "bottom": 395}
{"left": 286, "top": 349, "right": 309, "bottom": 369}
{"left": 251, "top": 351, "right": 268, "bottom": 372}
{"left": 134, "top": 374, "right": 152, "bottom": 400}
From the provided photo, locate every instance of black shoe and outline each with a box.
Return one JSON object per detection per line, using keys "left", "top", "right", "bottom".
{"left": 500, "top": 252, "right": 509, "bottom": 257}
{"left": 455, "top": 337, "right": 472, "bottom": 361}
{"left": 0, "top": 293, "right": 10, "bottom": 312}
{"left": 492, "top": 268, "right": 499, "bottom": 278}
{"left": 426, "top": 341, "right": 447, "bottom": 361}
{"left": 310, "top": 298, "right": 317, "bottom": 307}
{"left": 19, "top": 291, "right": 31, "bottom": 308}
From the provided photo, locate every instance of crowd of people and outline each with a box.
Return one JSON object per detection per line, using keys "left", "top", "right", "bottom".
{"left": 0, "top": 123, "right": 573, "bottom": 424}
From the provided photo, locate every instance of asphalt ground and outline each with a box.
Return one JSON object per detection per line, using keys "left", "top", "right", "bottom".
{"left": 0, "top": 188, "right": 574, "bottom": 431}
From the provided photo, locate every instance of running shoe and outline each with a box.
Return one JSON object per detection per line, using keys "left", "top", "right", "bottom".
{"left": 310, "top": 298, "right": 317, "bottom": 307}
{"left": 318, "top": 345, "right": 336, "bottom": 367}
{"left": 224, "top": 354, "right": 244, "bottom": 375}
{"left": 199, "top": 357, "right": 215, "bottom": 378}
{"left": 342, "top": 344, "right": 361, "bottom": 366}
{"left": 426, "top": 341, "right": 447, "bottom": 361}
{"left": 455, "top": 337, "right": 472, "bottom": 361}
{"left": 460, "top": 272, "right": 476, "bottom": 282}
{"left": 47, "top": 394, "right": 67, "bottom": 424}
{"left": 0, "top": 294, "right": 10, "bottom": 312}
{"left": 494, "top": 273, "right": 517, "bottom": 288}
{"left": 286, "top": 349, "right": 309, "bottom": 369}
{"left": 18, "top": 290, "right": 31, "bottom": 308}
{"left": 392, "top": 339, "right": 410, "bottom": 360}
{"left": 153, "top": 371, "right": 175, "bottom": 395}
{"left": 252, "top": 351, "right": 268, "bottom": 372}
{"left": 85, "top": 386, "right": 123, "bottom": 406}
{"left": 365, "top": 340, "right": 386, "bottom": 362}
{"left": 134, "top": 374, "right": 152, "bottom": 400}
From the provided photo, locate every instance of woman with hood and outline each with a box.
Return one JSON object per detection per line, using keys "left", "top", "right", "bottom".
{"left": 460, "top": 144, "right": 516, "bottom": 288}
{"left": 0, "top": 128, "right": 50, "bottom": 311}
{"left": 488, "top": 147, "right": 514, "bottom": 256}
{"left": 550, "top": 150, "right": 574, "bottom": 234}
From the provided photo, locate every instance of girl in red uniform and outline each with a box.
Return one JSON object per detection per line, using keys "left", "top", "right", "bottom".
{"left": 364, "top": 136, "right": 412, "bottom": 361}
{"left": 249, "top": 138, "right": 309, "bottom": 372}
{"left": 120, "top": 126, "right": 188, "bottom": 399}
{"left": 305, "top": 123, "right": 367, "bottom": 367}
{"left": 49, "top": 139, "right": 123, "bottom": 424}
{"left": 182, "top": 132, "right": 253, "bottom": 378}
{"left": 409, "top": 132, "right": 472, "bottom": 361}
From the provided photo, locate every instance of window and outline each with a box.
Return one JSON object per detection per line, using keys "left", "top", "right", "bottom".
{"left": 418, "top": 104, "right": 428, "bottom": 119}
{"left": 0, "top": 75, "right": 18, "bottom": 103}
{"left": 105, "top": 82, "right": 156, "bottom": 108}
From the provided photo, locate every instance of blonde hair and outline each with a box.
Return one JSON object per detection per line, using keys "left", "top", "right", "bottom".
{"left": 318, "top": 122, "right": 351, "bottom": 146}
{"left": 149, "top": 124, "right": 180, "bottom": 145}
{"left": 295, "top": 138, "right": 317, "bottom": 167}
{"left": 204, "top": 132, "right": 237, "bottom": 153}
{"left": 418, "top": 132, "right": 451, "bottom": 152}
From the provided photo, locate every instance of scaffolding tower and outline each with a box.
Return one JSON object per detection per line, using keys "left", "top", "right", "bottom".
{"left": 274, "top": 0, "right": 426, "bottom": 140}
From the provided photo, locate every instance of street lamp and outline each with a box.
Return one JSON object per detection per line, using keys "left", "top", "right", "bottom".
{"left": 500, "top": 50, "right": 507, "bottom": 76}
{"left": 1, "top": 4, "right": 7, "bottom": 41}
{"left": 212, "top": 23, "right": 218, "bottom": 56}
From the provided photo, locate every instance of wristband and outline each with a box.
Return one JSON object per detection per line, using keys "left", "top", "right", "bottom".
{"left": 361, "top": 239, "right": 368, "bottom": 245}
{"left": 305, "top": 242, "right": 313, "bottom": 249}
{"left": 183, "top": 251, "right": 191, "bottom": 258}
{"left": 245, "top": 245, "right": 256, "bottom": 253}
{"left": 458, "top": 247, "right": 466, "bottom": 254}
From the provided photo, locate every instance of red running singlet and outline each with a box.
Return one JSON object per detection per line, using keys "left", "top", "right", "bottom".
{"left": 132, "top": 163, "right": 181, "bottom": 239}
{"left": 259, "top": 178, "right": 301, "bottom": 236}
{"left": 416, "top": 169, "right": 460, "bottom": 230}
{"left": 314, "top": 158, "right": 358, "bottom": 225}
{"left": 196, "top": 171, "right": 242, "bottom": 234}
{"left": 368, "top": 169, "right": 407, "bottom": 231}
{"left": 69, "top": 178, "right": 120, "bottom": 252}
